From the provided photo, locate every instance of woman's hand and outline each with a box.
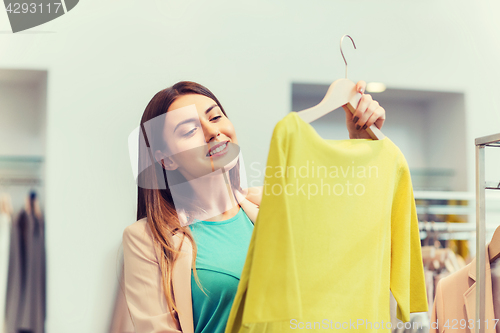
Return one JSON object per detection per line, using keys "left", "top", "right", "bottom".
{"left": 244, "top": 186, "right": 262, "bottom": 207}
{"left": 234, "top": 187, "right": 261, "bottom": 224}
{"left": 343, "top": 80, "right": 386, "bottom": 139}
{"left": 235, "top": 186, "right": 262, "bottom": 207}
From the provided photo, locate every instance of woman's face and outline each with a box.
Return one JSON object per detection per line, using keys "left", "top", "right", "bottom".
{"left": 155, "top": 94, "right": 240, "bottom": 180}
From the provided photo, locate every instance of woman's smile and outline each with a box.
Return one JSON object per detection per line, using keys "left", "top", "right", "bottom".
{"left": 206, "top": 140, "right": 229, "bottom": 158}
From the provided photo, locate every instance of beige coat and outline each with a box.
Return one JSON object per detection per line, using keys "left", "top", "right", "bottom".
{"left": 122, "top": 198, "right": 259, "bottom": 333}
{"left": 430, "top": 246, "right": 496, "bottom": 333}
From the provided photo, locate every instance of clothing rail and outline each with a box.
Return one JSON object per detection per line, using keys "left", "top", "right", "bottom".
{"left": 0, "top": 155, "right": 43, "bottom": 164}
{"left": 475, "top": 132, "right": 500, "bottom": 333}
{"left": 419, "top": 222, "right": 497, "bottom": 241}
{"left": 418, "top": 221, "right": 497, "bottom": 232}
{"left": 0, "top": 177, "right": 42, "bottom": 186}
{"left": 485, "top": 181, "right": 500, "bottom": 190}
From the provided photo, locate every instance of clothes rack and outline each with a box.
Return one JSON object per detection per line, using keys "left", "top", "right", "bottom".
{"left": 0, "top": 177, "right": 42, "bottom": 186}
{"left": 485, "top": 181, "right": 500, "bottom": 190}
{"left": 475, "top": 132, "right": 500, "bottom": 333}
{"left": 421, "top": 221, "right": 480, "bottom": 230}
{"left": 419, "top": 221, "right": 497, "bottom": 233}
{"left": 0, "top": 155, "right": 45, "bottom": 333}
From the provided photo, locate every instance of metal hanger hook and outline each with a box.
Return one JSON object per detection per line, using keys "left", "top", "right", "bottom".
{"left": 340, "top": 35, "right": 356, "bottom": 79}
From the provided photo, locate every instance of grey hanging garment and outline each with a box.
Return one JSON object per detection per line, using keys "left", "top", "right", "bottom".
{"left": 5, "top": 193, "right": 46, "bottom": 333}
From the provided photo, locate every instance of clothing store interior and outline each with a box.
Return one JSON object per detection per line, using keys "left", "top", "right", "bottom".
{"left": 1, "top": 2, "right": 500, "bottom": 333}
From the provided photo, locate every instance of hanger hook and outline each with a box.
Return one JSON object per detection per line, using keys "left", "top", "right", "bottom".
{"left": 340, "top": 35, "right": 356, "bottom": 79}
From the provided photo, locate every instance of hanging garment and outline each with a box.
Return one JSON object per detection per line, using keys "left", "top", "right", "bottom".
{"left": 188, "top": 206, "right": 254, "bottom": 333}
{"left": 430, "top": 245, "right": 495, "bottom": 333}
{"left": 425, "top": 269, "right": 435, "bottom": 314}
{"left": 5, "top": 202, "right": 46, "bottom": 333}
{"left": 225, "top": 112, "right": 428, "bottom": 333}
{"left": 490, "top": 257, "right": 500, "bottom": 333}
{"left": 0, "top": 212, "right": 11, "bottom": 333}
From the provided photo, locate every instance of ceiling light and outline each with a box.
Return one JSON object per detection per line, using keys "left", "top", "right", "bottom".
{"left": 366, "top": 82, "right": 386, "bottom": 93}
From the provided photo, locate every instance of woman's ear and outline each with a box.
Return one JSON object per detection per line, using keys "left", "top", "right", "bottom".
{"left": 154, "top": 150, "right": 178, "bottom": 171}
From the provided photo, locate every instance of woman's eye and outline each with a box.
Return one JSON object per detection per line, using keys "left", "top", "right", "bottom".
{"left": 211, "top": 116, "right": 221, "bottom": 121}
{"left": 183, "top": 128, "right": 196, "bottom": 137}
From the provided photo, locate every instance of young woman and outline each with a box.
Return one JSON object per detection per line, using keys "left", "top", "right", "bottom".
{"left": 122, "top": 80, "right": 386, "bottom": 333}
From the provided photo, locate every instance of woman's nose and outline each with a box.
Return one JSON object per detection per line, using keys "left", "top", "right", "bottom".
{"left": 203, "top": 123, "right": 220, "bottom": 142}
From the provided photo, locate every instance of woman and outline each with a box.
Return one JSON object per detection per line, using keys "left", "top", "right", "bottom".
{"left": 122, "top": 80, "right": 386, "bottom": 333}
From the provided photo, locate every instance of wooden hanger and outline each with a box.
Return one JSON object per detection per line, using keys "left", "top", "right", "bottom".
{"left": 488, "top": 225, "right": 500, "bottom": 263}
{"left": 0, "top": 193, "right": 13, "bottom": 215}
{"left": 24, "top": 190, "right": 43, "bottom": 220}
{"left": 295, "top": 35, "right": 385, "bottom": 141}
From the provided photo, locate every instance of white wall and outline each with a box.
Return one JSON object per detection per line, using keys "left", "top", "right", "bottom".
{"left": 1, "top": 0, "right": 500, "bottom": 332}
{"left": 0, "top": 79, "right": 46, "bottom": 156}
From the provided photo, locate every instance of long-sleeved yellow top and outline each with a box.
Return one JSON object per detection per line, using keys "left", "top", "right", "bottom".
{"left": 225, "top": 112, "right": 428, "bottom": 333}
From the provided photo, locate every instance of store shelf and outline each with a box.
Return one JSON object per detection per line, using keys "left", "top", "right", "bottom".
{"left": 418, "top": 221, "right": 497, "bottom": 232}
{"left": 415, "top": 190, "right": 500, "bottom": 203}
{"left": 416, "top": 205, "right": 473, "bottom": 215}
{"left": 0, "top": 155, "right": 44, "bottom": 185}
{"left": 0, "top": 155, "right": 44, "bottom": 163}
{"left": 414, "top": 191, "right": 474, "bottom": 200}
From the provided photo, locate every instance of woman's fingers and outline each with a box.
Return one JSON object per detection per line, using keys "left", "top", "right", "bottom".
{"left": 357, "top": 98, "right": 380, "bottom": 130}
{"left": 356, "top": 80, "right": 366, "bottom": 94}
{"left": 352, "top": 94, "right": 386, "bottom": 131}
{"left": 345, "top": 80, "right": 386, "bottom": 138}
{"left": 352, "top": 94, "right": 373, "bottom": 129}
{"left": 364, "top": 106, "right": 385, "bottom": 130}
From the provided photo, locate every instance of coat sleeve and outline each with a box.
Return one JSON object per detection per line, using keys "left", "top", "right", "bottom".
{"left": 122, "top": 222, "right": 194, "bottom": 333}
{"left": 390, "top": 154, "right": 428, "bottom": 322}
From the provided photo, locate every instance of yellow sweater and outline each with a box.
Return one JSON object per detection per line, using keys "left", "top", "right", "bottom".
{"left": 225, "top": 112, "right": 428, "bottom": 332}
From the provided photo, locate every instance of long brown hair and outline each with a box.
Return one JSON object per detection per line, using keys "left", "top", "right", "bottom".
{"left": 136, "top": 81, "right": 241, "bottom": 324}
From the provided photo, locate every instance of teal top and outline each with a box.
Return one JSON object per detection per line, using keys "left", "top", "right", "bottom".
{"left": 188, "top": 206, "right": 254, "bottom": 333}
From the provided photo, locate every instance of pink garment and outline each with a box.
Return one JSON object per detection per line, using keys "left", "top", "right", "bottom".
{"left": 430, "top": 245, "right": 495, "bottom": 333}
{"left": 490, "top": 257, "right": 500, "bottom": 333}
